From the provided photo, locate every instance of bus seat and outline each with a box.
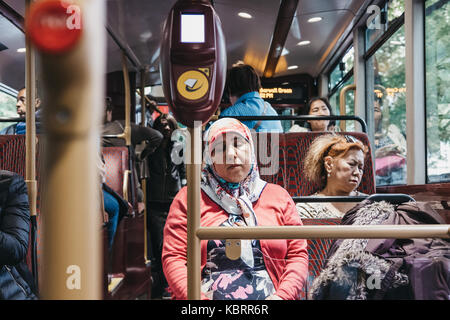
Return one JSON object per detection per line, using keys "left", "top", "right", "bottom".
{"left": 299, "top": 218, "right": 341, "bottom": 300}
{"left": 102, "top": 147, "right": 129, "bottom": 281}
{"left": 101, "top": 146, "right": 151, "bottom": 299}
{"left": 253, "top": 132, "right": 375, "bottom": 197}
{"left": 252, "top": 132, "right": 286, "bottom": 187}
{"left": 102, "top": 147, "right": 130, "bottom": 198}
{"left": 0, "top": 135, "right": 26, "bottom": 176}
{"left": 282, "top": 132, "right": 376, "bottom": 197}
{"left": 0, "top": 135, "right": 40, "bottom": 284}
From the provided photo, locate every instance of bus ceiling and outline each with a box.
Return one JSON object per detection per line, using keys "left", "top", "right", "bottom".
{"left": 1, "top": 0, "right": 374, "bottom": 86}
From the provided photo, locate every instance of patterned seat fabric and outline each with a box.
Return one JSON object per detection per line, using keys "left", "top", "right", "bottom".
{"left": 299, "top": 218, "right": 341, "bottom": 300}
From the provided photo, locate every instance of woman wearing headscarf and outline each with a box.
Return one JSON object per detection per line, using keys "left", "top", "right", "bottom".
{"left": 162, "top": 118, "right": 308, "bottom": 300}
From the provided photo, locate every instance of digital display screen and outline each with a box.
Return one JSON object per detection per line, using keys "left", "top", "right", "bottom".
{"left": 259, "top": 83, "right": 308, "bottom": 104}
{"left": 181, "top": 14, "right": 205, "bottom": 43}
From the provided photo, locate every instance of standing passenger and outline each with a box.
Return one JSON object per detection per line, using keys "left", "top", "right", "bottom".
{"left": 220, "top": 63, "right": 283, "bottom": 132}
{"left": 162, "top": 118, "right": 308, "bottom": 300}
{"left": 146, "top": 113, "right": 186, "bottom": 299}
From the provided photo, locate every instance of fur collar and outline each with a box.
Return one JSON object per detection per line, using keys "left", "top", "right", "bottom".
{"left": 309, "top": 201, "right": 409, "bottom": 300}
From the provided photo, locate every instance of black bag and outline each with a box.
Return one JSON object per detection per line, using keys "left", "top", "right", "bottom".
{"left": 0, "top": 264, "right": 37, "bottom": 300}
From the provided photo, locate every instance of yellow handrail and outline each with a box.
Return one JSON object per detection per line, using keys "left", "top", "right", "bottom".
{"left": 339, "top": 84, "right": 356, "bottom": 131}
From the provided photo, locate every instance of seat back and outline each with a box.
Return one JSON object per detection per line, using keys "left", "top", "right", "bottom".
{"left": 102, "top": 147, "right": 130, "bottom": 198}
{"left": 252, "top": 132, "right": 286, "bottom": 187}
{"left": 299, "top": 218, "right": 341, "bottom": 300}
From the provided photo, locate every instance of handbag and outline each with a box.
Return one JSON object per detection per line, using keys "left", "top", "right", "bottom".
{"left": 0, "top": 264, "right": 38, "bottom": 300}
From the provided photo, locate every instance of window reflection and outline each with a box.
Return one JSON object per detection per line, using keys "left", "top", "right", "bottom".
{"left": 367, "top": 26, "right": 407, "bottom": 186}
{"left": 425, "top": 0, "right": 450, "bottom": 183}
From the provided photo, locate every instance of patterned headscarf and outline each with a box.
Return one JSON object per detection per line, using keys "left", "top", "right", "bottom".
{"left": 201, "top": 118, "right": 267, "bottom": 267}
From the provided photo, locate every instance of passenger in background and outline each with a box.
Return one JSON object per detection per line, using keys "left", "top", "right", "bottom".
{"left": 1, "top": 87, "right": 42, "bottom": 135}
{"left": 0, "top": 170, "right": 37, "bottom": 299}
{"left": 373, "top": 95, "right": 407, "bottom": 185}
{"left": 296, "top": 134, "right": 368, "bottom": 219}
{"left": 102, "top": 97, "right": 163, "bottom": 213}
{"left": 146, "top": 113, "right": 186, "bottom": 299}
{"left": 289, "top": 97, "right": 336, "bottom": 132}
{"left": 220, "top": 62, "right": 283, "bottom": 132}
{"left": 162, "top": 118, "right": 308, "bottom": 300}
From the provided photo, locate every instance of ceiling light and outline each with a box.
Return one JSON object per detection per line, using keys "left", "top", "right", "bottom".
{"left": 297, "top": 40, "right": 311, "bottom": 46}
{"left": 308, "top": 17, "right": 322, "bottom": 23}
{"left": 287, "top": 65, "right": 298, "bottom": 70}
{"left": 17, "top": 48, "right": 26, "bottom": 53}
{"left": 281, "top": 48, "right": 289, "bottom": 56}
{"left": 238, "top": 12, "right": 252, "bottom": 19}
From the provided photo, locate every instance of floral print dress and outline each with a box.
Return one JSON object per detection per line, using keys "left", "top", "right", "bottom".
{"left": 201, "top": 219, "right": 275, "bottom": 300}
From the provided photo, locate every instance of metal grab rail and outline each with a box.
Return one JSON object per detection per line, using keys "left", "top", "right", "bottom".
{"left": 0, "top": 117, "right": 26, "bottom": 122}
{"left": 196, "top": 225, "right": 450, "bottom": 240}
{"left": 218, "top": 114, "right": 367, "bottom": 133}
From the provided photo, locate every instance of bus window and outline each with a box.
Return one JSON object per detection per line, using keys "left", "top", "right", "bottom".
{"left": 366, "top": 0, "right": 405, "bottom": 49}
{"left": 425, "top": 0, "right": 450, "bottom": 183}
{"left": 367, "top": 25, "right": 407, "bottom": 186}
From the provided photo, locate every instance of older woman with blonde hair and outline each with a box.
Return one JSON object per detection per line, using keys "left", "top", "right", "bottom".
{"left": 297, "top": 134, "right": 369, "bottom": 219}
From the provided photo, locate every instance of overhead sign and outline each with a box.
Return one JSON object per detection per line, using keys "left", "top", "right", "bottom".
{"left": 26, "top": 0, "right": 82, "bottom": 54}
{"left": 259, "top": 83, "right": 307, "bottom": 104}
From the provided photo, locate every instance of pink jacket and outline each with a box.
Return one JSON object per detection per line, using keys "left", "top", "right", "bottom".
{"left": 162, "top": 183, "right": 308, "bottom": 300}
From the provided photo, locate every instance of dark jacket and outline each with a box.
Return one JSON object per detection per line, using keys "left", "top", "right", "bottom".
{"left": 0, "top": 170, "right": 37, "bottom": 299}
{"left": 147, "top": 139, "right": 186, "bottom": 203}
{"left": 310, "top": 200, "right": 450, "bottom": 300}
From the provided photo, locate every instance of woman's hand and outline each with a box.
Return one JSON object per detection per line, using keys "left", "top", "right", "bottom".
{"left": 265, "top": 294, "right": 283, "bottom": 300}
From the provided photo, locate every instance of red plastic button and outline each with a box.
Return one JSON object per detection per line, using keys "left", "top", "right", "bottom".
{"left": 26, "top": 0, "right": 82, "bottom": 54}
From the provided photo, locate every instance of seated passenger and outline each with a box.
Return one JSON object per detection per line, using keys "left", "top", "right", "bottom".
{"left": 102, "top": 97, "right": 163, "bottom": 213}
{"left": 289, "top": 97, "right": 336, "bottom": 132}
{"left": 98, "top": 155, "right": 128, "bottom": 250}
{"left": 220, "top": 62, "right": 283, "bottom": 132}
{"left": 162, "top": 118, "right": 308, "bottom": 300}
{"left": 0, "top": 170, "right": 37, "bottom": 299}
{"left": 296, "top": 134, "right": 368, "bottom": 219}
{"left": 0, "top": 87, "right": 42, "bottom": 135}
